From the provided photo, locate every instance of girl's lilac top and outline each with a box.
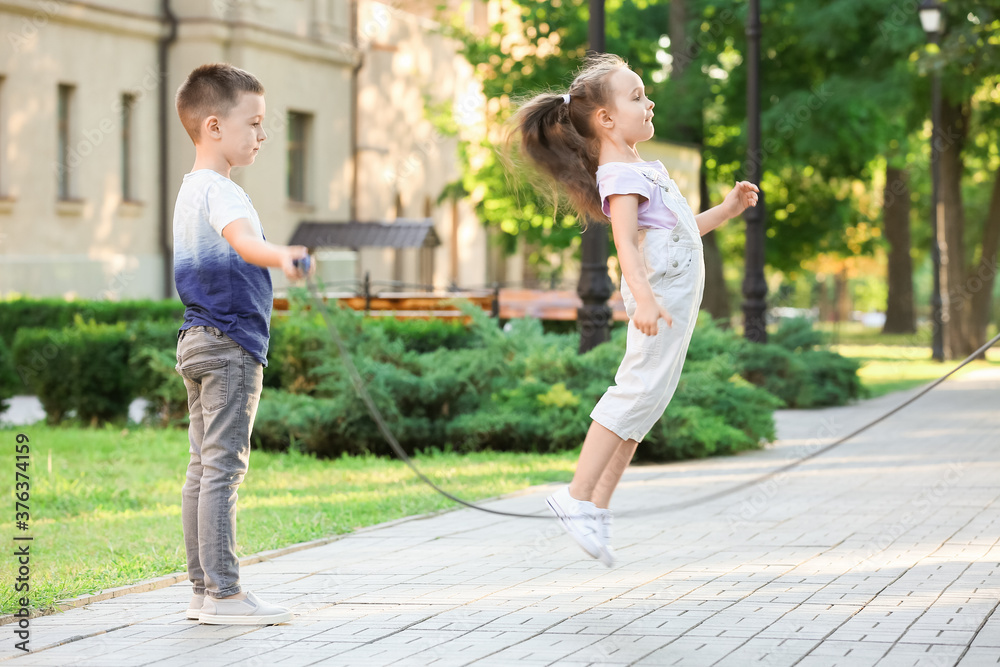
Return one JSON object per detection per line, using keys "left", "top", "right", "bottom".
{"left": 596, "top": 160, "right": 679, "bottom": 230}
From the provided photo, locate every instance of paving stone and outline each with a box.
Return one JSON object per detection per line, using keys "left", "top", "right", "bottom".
{"left": 6, "top": 368, "right": 998, "bottom": 666}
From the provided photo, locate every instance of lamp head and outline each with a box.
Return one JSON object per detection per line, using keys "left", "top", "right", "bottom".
{"left": 919, "top": 0, "right": 943, "bottom": 35}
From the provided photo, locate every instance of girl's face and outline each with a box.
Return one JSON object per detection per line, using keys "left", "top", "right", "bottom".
{"left": 600, "top": 68, "right": 655, "bottom": 146}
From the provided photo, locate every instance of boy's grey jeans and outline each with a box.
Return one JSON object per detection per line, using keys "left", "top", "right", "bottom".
{"left": 175, "top": 325, "right": 263, "bottom": 599}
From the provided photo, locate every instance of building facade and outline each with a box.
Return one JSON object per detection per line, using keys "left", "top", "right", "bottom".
{"left": 0, "top": 0, "right": 493, "bottom": 300}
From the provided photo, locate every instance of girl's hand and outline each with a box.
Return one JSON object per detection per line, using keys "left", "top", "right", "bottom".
{"left": 634, "top": 300, "right": 673, "bottom": 336}
{"left": 723, "top": 181, "right": 760, "bottom": 218}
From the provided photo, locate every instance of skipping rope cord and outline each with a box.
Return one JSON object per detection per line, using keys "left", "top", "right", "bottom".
{"left": 303, "top": 276, "right": 1000, "bottom": 521}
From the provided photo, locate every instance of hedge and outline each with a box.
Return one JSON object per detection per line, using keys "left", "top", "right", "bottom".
{"left": 4, "top": 294, "right": 863, "bottom": 464}
{"left": 250, "top": 306, "right": 784, "bottom": 461}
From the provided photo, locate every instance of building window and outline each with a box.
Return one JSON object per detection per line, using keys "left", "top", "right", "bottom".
{"left": 287, "top": 111, "right": 311, "bottom": 203}
{"left": 121, "top": 93, "right": 135, "bottom": 201}
{"left": 57, "top": 84, "right": 74, "bottom": 200}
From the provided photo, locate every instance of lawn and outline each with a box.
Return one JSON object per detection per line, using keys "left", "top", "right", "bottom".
{"left": 739, "top": 319, "right": 1000, "bottom": 398}
{"left": 0, "top": 424, "right": 576, "bottom": 615}
{"left": 833, "top": 343, "right": 1000, "bottom": 398}
{"left": 813, "top": 320, "right": 1000, "bottom": 348}
{"left": 789, "top": 320, "right": 1000, "bottom": 398}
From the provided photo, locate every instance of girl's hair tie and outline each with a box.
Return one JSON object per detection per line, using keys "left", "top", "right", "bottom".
{"left": 562, "top": 93, "right": 571, "bottom": 104}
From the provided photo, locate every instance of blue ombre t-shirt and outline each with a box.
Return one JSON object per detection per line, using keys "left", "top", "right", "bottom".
{"left": 172, "top": 169, "right": 272, "bottom": 366}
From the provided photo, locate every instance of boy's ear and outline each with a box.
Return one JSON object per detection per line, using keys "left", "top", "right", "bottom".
{"left": 202, "top": 115, "right": 221, "bottom": 140}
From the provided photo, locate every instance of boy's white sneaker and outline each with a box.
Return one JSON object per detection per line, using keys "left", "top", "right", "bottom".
{"left": 594, "top": 508, "right": 617, "bottom": 568}
{"left": 186, "top": 593, "right": 204, "bottom": 620}
{"left": 546, "top": 486, "right": 602, "bottom": 560}
{"left": 198, "top": 591, "right": 293, "bottom": 625}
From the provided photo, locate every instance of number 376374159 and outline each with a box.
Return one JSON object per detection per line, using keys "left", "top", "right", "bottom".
{"left": 15, "top": 434, "right": 30, "bottom": 527}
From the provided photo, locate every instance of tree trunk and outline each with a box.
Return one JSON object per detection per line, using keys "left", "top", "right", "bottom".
{"left": 939, "top": 98, "right": 971, "bottom": 359}
{"left": 700, "top": 168, "right": 731, "bottom": 326}
{"left": 668, "top": 0, "right": 697, "bottom": 139}
{"left": 966, "top": 166, "right": 1000, "bottom": 358}
{"left": 523, "top": 241, "right": 541, "bottom": 288}
{"left": 834, "top": 268, "right": 850, "bottom": 324}
{"left": 816, "top": 276, "right": 832, "bottom": 323}
{"left": 882, "top": 166, "right": 917, "bottom": 333}
{"left": 670, "top": 0, "right": 730, "bottom": 325}
{"left": 883, "top": 165, "right": 916, "bottom": 334}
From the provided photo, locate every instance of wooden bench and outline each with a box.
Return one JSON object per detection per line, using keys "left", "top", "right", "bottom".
{"left": 273, "top": 291, "right": 497, "bottom": 322}
{"left": 274, "top": 288, "right": 628, "bottom": 322}
{"left": 497, "top": 289, "right": 629, "bottom": 322}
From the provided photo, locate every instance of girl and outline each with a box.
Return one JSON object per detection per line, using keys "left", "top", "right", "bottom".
{"left": 510, "top": 54, "right": 759, "bottom": 567}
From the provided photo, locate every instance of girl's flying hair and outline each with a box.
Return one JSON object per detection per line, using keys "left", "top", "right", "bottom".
{"left": 508, "top": 53, "right": 627, "bottom": 222}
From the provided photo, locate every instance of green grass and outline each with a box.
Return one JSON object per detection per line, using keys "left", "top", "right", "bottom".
{"left": 813, "top": 320, "right": 1000, "bottom": 347}
{"left": 832, "top": 343, "right": 1000, "bottom": 398}
{"left": 0, "top": 424, "right": 576, "bottom": 615}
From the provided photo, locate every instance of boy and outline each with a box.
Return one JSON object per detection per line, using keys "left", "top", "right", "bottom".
{"left": 173, "top": 63, "right": 309, "bottom": 625}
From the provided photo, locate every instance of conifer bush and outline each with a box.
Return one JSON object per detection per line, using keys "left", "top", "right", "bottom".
{"left": 4, "top": 296, "right": 862, "bottom": 455}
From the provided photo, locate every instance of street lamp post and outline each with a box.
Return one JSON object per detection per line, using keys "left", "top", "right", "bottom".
{"left": 741, "top": 0, "right": 768, "bottom": 342}
{"left": 577, "top": 0, "right": 613, "bottom": 353}
{"left": 919, "top": 0, "right": 945, "bottom": 362}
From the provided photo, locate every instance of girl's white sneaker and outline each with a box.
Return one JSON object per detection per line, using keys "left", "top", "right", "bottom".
{"left": 546, "top": 486, "right": 603, "bottom": 560}
{"left": 594, "top": 508, "right": 617, "bottom": 568}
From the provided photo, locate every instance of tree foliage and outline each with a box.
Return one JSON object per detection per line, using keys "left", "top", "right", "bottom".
{"left": 440, "top": 0, "right": 1000, "bottom": 334}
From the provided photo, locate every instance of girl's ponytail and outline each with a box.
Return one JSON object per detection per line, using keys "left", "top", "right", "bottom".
{"left": 508, "top": 53, "right": 627, "bottom": 223}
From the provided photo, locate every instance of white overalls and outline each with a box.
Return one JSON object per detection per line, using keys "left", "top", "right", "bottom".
{"left": 590, "top": 166, "right": 707, "bottom": 443}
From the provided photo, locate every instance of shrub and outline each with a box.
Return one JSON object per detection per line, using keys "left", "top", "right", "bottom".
{"left": 797, "top": 349, "right": 864, "bottom": 407}
{"left": 3, "top": 296, "right": 862, "bottom": 440}
{"left": 132, "top": 345, "right": 188, "bottom": 427}
{"left": 265, "top": 313, "right": 330, "bottom": 394}
{"left": 120, "top": 320, "right": 186, "bottom": 426}
{"left": 0, "top": 298, "right": 183, "bottom": 407}
{"left": 770, "top": 316, "right": 828, "bottom": 352}
{"left": 364, "top": 316, "right": 476, "bottom": 353}
{"left": 70, "top": 320, "right": 135, "bottom": 424}
{"left": 12, "top": 318, "right": 135, "bottom": 424}
{"left": 733, "top": 318, "right": 864, "bottom": 408}
{"left": 11, "top": 327, "right": 76, "bottom": 423}
{"left": 0, "top": 336, "right": 22, "bottom": 414}
{"left": 264, "top": 289, "right": 480, "bottom": 395}
{"left": 640, "top": 357, "right": 782, "bottom": 461}
{"left": 0, "top": 297, "right": 183, "bottom": 347}
{"left": 735, "top": 342, "right": 806, "bottom": 408}
{"left": 251, "top": 308, "right": 781, "bottom": 462}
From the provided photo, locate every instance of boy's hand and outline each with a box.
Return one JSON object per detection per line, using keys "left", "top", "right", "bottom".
{"left": 280, "top": 246, "right": 311, "bottom": 282}
{"left": 634, "top": 300, "right": 672, "bottom": 336}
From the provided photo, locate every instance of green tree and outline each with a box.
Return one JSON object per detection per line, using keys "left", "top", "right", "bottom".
{"left": 440, "top": 0, "right": 671, "bottom": 282}
{"left": 441, "top": 0, "right": 1000, "bottom": 356}
{"left": 920, "top": 2, "right": 1000, "bottom": 358}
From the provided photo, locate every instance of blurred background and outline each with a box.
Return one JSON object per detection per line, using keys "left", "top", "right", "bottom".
{"left": 0, "top": 0, "right": 997, "bottom": 355}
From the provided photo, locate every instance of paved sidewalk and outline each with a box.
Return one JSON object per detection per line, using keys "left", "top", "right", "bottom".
{"left": 3, "top": 368, "right": 999, "bottom": 666}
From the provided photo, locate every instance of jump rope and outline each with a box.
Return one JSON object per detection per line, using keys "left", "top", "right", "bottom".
{"left": 293, "top": 258, "right": 1000, "bottom": 521}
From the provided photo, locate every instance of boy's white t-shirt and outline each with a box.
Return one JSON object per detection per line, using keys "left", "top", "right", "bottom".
{"left": 172, "top": 169, "right": 273, "bottom": 366}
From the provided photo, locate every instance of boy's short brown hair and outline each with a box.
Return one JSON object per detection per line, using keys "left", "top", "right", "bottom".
{"left": 175, "top": 63, "right": 265, "bottom": 142}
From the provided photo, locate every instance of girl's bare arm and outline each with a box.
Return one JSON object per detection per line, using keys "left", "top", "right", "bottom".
{"left": 694, "top": 204, "right": 731, "bottom": 236}
{"left": 694, "top": 181, "right": 760, "bottom": 235}
{"left": 607, "top": 194, "right": 673, "bottom": 334}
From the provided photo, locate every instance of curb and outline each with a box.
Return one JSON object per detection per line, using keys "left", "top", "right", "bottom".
{"left": 0, "top": 481, "right": 557, "bottom": 627}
